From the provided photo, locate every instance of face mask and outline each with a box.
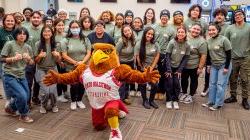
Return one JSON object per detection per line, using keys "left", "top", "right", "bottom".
{"left": 70, "top": 28, "right": 80, "bottom": 35}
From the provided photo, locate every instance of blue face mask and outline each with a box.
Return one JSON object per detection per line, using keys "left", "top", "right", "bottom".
{"left": 70, "top": 28, "right": 80, "bottom": 35}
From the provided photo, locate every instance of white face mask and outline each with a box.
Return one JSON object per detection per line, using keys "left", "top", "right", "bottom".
{"left": 70, "top": 28, "right": 80, "bottom": 35}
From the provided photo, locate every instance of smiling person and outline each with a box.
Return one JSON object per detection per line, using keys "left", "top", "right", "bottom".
{"left": 135, "top": 27, "right": 160, "bottom": 109}
{"left": 202, "top": 23, "right": 232, "bottom": 111}
{"left": 180, "top": 23, "right": 207, "bottom": 104}
{"left": 13, "top": 12, "right": 24, "bottom": 28}
{"left": 132, "top": 17, "right": 144, "bottom": 44}
{"left": 79, "top": 7, "right": 91, "bottom": 20}
{"left": 124, "top": 10, "right": 134, "bottom": 26}
{"left": 1, "top": 27, "right": 34, "bottom": 123}
{"left": 99, "top": 10, "right": 115, "bottom": 36}
{"left": 116, "top": 25, "right": 136, "bottom": 105}
{"left": 164, "top": 26, "right": 190, "bottom": 110}
{"left": 171, "top": 11, "right": 184, "bottom": 32}
{"left": 184, "top": 4, "right": 208, "bottom": 37}
{"left": 22, "top": 7, "right": 33, "bottom": 28}
{"left": 143, "top": 8, "right": 156, "bottom": 28}
{"left": 224, "top": 9, "right": 250, "bottom": 110}
{"left": 34, "top": 26, "right": 61, "bottom": 114}
{"left": 112, "top": 13, "right": 124, "bottom": 44}
{"left": 61, "top": 20, "right": 91, "bottom": 110}
{"left": 153, "top": 9, "right": 175, "bottom": 100}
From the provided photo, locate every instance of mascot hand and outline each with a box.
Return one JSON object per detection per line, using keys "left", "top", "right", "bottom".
{"left": 144, "top": 67, "right": 161, "bottom": 84}
{"left": 43, "top": 70, "right": 59, "bottom": 86}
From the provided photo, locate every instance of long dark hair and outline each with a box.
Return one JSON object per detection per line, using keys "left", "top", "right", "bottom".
{"left": 143, "top": 8, "right": 156, "bottom": 25}
{"left": 79, "top": 16, "right": 95, "bottom": 30}
{"left": 66, "top": 20, "right": 86, "bottom": 42}
{"left": 38, "top": 26, "right": 56, "bottom": 53}
{"left": 79, "top": 7, "right": 91, "bottom": 19}
{"left": 121, "top": 25, "right": 135, "bottom": 47}
{"left": 139, "top": 27, "right": 155, "bottom": 64}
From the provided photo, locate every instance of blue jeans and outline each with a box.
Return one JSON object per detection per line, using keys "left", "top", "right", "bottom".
{"left": 3, "top": 74, "right": 30, "bottom": 116}
{"left": 208, "top": 64, "right": 232, "bottom": 107}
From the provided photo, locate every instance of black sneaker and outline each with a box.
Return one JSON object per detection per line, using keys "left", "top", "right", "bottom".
{"left": 143, "top": 100, "right": 151, "bottom": 109}
{"left": 149, "top": 101, "right": 159, "bottom": 109}
{"left": 242, "top": 98, "right": 250, "bottom": 110}
{"left": 224, "top": 96, "right": 237, "bottom": 103}
{"left": 209, "top": 105, "right": 222, "bottom": 111}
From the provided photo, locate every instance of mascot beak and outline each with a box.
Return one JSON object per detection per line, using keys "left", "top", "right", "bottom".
{"left": 93, "top": 49, "right": 110, "bottom": 65}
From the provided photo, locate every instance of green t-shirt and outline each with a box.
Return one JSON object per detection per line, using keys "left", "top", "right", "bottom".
{"left": 0, "top": 27, "right": 14, "bottom": 52}
{"left": 61, "top": 37, "right": 91, "bottom": 71}
{"left": 116, "top": 38, "right": 135, "bottom": 63}
{"left": 186, "top": 36, "right": 207, "bottom": 69}
{"left": 1, "top": 40, "right": 33, "bottom": 78}
{"left": 113, "top": 26, "right": 122, "bottom": 44}
{"left": 133, "top": 30, "right": 143, "bottom": 44}
{"left": 184, "top": 18, "right": 208, "bottom": 36}
{"left": 105, "top": 23, "right": 115, "bottom": 36}
{"left": 21, "top": 20, "right": 31, "bottom": 28}
{"left": 207, "top": 35, "right": 232, "bottom": 67}
{"left": 166, "top": 39, "right": 190, "bottom": 68}
{"left": 34, "top": 41, "right": 58, "bottom": 71}
{"left": 55, "top": 34, "right": 66, "bottom": 52}
{"left": 26, "top": 25, "right": 42, "bottom": 54}
{"left": 219, "top": 23, "right": 229, "bottom": 36}
{"left": 153, "top": 23, "right": 176, "bottom": 54}
{"left": 135, "top": 42, "right": 160, "bottom": 68}
{"left": 224, "top": 23, "right": 250, "bottom": 59}
{"left": 82, "top": 30, "right": 93, "bottom": 36}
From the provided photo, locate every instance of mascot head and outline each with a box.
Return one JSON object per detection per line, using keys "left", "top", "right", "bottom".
{"left": 90, "top": 43, "right": 120, "bottom": 75}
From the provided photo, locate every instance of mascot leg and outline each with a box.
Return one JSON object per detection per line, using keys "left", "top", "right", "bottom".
{"left": 105, "top": 101, "right": 123, "bottom": 140}
{"left": 92, "top": 108, "right": 107, "bottom": 131}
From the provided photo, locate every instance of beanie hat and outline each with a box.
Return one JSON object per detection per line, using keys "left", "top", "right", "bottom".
{"left": 160, "top": 9, "right": 170, "bottom": 19}
{"left": 125, "top": 10, "right": 134, "bottom": 18}
{"left": 173, "top": 11, "right": 183, "bottom": 17}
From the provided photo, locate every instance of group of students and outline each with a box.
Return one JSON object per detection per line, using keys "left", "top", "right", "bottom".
{"left": 0, "top": 4, "right": 249, "bottom": 123}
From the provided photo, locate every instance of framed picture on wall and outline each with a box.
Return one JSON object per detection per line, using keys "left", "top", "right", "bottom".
{"left": 137, "top": 0, "right": 156, "bottom": 3}
{"left": 170, "top": 0, "right": 190, "bottom": 3}
{"left": 67, "top": 0, "right": 83, "bottom": 2}
{"left": 100, "top": 0, "right": 117, "bottom": 2}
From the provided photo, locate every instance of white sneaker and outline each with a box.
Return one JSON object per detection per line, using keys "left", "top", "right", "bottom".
{"left": 166, "top": 101, "right": 172, "bottom": 109}
{"left": 129, "top": 90, "right": 136, "bottom": 96}
{"left": 173, "top": 101, "right": 179, "bottom": 110}
{"left": 5, "top": 99, "right": 10, "bottom": 108}
{"left": 135, "top": 91, "right": 141, "bottom": 97}
{"left": 201, "top": 89, "right": 209, "bottom": 97}
{"left": 57, "top": 95, "right": 68, "bottom": 103}
{"left": 183, "top": 95, "right": 193, "bottom": 104}
{"left": 179, "top": 93, "right": 187, "bottom": 102}
{"left": 118, "top": 110, "right": 127, "bottom": 119}
{"left": 52, "top": 106, "right": 59, "bottom": 113}
{"left": 40, "top": 106, "right": 47, "bottom": 114}
{"left": 202, "top": 102, "right": 213, "bottom": 108}
{"left": 70, "top": 102, "right": 77, "bottom": 110}
{"left": 109, "top": 128, "right": 122, "bottom": 140}
{"left": 76, "top": 101, "right": 86, "bottom": 109}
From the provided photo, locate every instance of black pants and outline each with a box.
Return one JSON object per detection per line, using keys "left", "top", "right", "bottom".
{"left": 165, "top": 68, "right": 181, "bottom": 102}
{"left": 56, "top": 64, "right": 67, "bottom": 96}
{"left": 181, "top": 68, "right": 199, "bottom": 96}
{"left": 157, "top": 54, "right": 166, "bottom": 94}
{"left": 138, "top": 82, "right": 158, "bottom": 102}
{"left": 119, "top": 61, "right": 135, "bottom": 100}
{"left": 204, "top": 66, "right": 210, "bottom": 91}
{"left": 25, "top": 65, "right": 40, "bottom": 104}
{"left": 70, "top": 83, "right": 84, "bottom": 102}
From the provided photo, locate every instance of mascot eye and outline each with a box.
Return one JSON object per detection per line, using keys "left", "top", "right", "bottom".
{"left": 103, "top": 49, "right": 112, "bottom": 54}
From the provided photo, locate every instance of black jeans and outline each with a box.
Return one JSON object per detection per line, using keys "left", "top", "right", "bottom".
{"left": 204, "top": 66, "right": 210, "bottom": 91}
{"left": 56, "top": 64, "right": 67, "bottom": 96}
{"left": 70, "top": 83, "right": 84, "bottom": 102}
{"left": 138, "top": 82, "right": 158, "bottom": 102}
{"left": 25, "top": 65, "right": 40, "bottom": 104}
{"left": 157, "top": 54, "right": 166, "bottom": 94}
{"left": 165, "top": 68, "right": 181, "bottom": 102}
{"left": 181, "top": 68, "right": 199, "bottom": 96}
{"left": 119, "top": 61, "right": 135, "bottom": 100}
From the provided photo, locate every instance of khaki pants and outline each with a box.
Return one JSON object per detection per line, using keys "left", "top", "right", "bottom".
{"left": 229, "top": 57, "right": 250, "bottom": 98}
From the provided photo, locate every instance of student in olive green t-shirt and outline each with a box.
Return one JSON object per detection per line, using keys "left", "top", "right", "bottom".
{"left": 153, "top": 9, "right": 176, "bottom": 100}
{"left": 202, "top": 23, "right": 232, "bottom": 111}
{"left": 132, "top": 17, "right": 144, "bottom": 45}
{"left": 99, "top": 10, "right": 115, "bottom": 36}
{"left": 61, "top": 20, "right": 91, "bottom": 111}
{"left": 165, "top": 26, "right": 190, "bottom": 110}
{"left": 143, "top": 8, "right": 156, "bottom": 29}
{"left": 1, "top": 27, "right": 34, "bottom": 123}
{"left": 34, "top": 26, "right": 61, "bottom": 114}
{"left": 224, "top": 9, "right": 250, "bottom": 110}
{"left": 116, "top": 25, "right": 136, "bottom": 105}
{"left": 180, "top": 23, "right": 207, "bottom": 104}
{"left": 112, "top": 13, "right": 124, "bottom": 44}
{"left": 79, "top": 16, "right": 95, "bottom": 37}
{"left": 135, "top": 27, "right": 160, "bottom": 110}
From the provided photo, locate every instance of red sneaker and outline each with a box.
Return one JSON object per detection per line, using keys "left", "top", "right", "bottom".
{"left": 109, "top": 128, "right": 122, "bottom": 140}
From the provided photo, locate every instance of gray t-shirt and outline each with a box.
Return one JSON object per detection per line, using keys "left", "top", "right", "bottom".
{"left": 116, "top": 38, "right": 135, "bottom": 63}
